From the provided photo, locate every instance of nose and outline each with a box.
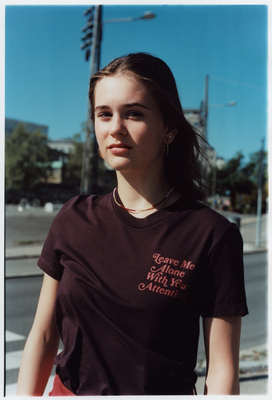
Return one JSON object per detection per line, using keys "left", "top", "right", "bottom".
{"left": 109, "top": 115, "right": 127, "bottom": 138}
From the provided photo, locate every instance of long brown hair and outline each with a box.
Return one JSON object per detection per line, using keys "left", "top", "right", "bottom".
{"left": 89, "top": 52, "right": 207, "bottom": 201}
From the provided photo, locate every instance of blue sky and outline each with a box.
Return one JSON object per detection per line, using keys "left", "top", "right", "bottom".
{"left": 5, "top": 3, "right": 268, "bottom": 161}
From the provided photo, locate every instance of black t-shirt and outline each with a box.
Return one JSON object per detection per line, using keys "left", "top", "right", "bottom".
{"left": 38, "top": 193, "right": 248, "bottom": 395}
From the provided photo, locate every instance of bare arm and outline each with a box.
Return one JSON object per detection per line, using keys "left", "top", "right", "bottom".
{"left": 16, "top": 273, "right": 60, "bottom": 396}
{"left": 203, "top": 315, "right": 241, "bottom": 395}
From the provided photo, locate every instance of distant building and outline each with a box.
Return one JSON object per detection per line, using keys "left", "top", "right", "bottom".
{"left": 47, "top": 140, "right": 76, "bottom": 184}
{"left": 5, "top": 117, "right": 48, "bottom": 137}
{"left": 47, "top": 138, "right": 74, "bottom": 154}
{"left": 47, "top": 148, "right": 70, "bottom": 184}
{"left": 184, "top": 109, "right": 225, "bottom": 176}
{"left": 184, "top": 109, "right": 204, "bottom": 132}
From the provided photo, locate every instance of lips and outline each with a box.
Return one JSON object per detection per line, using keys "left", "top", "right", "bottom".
{"left": 108, "top": 143, "right": 132, "bottom": 156}
{"left": 108, "top": 143, "right": 132, "bottom": 150}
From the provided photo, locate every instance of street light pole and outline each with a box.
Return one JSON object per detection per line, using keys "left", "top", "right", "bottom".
{"left": 255, "top": 138, "right": 265, "bottom": 248}
{"left": 184, "top": 76, "right": 236, "bottom": 197}
{"left": 202, "top": 75, "right": 209, "bottom": 142}
{"left": 88, "top": 5, "right": 102, "bottom": 194}
{"left": 80, "top": 6, "right": 155, "bottom": 194}
{"left": 201, "top": 75, "right": 236, "bottom": 143}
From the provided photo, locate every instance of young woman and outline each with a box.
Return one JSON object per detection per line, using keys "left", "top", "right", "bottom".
{"left": 17, "top": 53, "right": 248, "bottom": 396}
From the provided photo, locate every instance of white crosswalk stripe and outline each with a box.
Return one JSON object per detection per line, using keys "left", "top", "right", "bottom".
{"left": 5, "top": 330, "right": 25, "bottom": 371}
{"left": 5, "top": 330, "right": 25, "bottom": 396}
{"left": 6, "top": 350, "right": 24, "bottom": 371}
{"left": 6, "top": 330, "right": 25, "bottom": 342}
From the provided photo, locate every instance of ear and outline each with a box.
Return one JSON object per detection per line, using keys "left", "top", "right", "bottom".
{"left": 165, "top": 128, "right": 178, "bottom": 144}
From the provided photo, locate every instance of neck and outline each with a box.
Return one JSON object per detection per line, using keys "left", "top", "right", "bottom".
{"left": 114, "top": 171, "right": 178, "bottom": 218}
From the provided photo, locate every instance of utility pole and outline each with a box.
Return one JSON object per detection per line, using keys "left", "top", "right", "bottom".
{"left": 200, "top": 75, "right": 209, "bottom": 191}
{"left": 202, "top": 75, "right": 209, "bottom": 142}
{"left": 80, "top": 5, "right": 102, "bottom": 194}
{"left": 255, "top": 138, "right": 265, "bottom": 248}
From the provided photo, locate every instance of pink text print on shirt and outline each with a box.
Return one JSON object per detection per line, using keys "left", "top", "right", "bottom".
{"left": 138, "top": 253, "right": 195, "bottom": 302}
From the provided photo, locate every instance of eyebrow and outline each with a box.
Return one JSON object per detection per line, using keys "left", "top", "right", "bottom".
{"left": 94, "top": 102, "right": 150, "bottom": 112}
{"left": 125, "top": 102, "right": 150, "bottom": 110}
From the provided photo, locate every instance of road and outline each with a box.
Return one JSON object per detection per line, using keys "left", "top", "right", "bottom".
{"left": 5, "top": 206, "right": 57, "bottom": 247}
{"left": 240, "top": 252, "right": 268, "bottom": 349}
{"left": 5, "top": 251, "right": 267, "bottom": 392}
{"left": 195, "top": 252, "right": 267, "bottom": 360}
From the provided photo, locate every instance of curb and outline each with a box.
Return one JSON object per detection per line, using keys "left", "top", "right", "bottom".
{"left": 196, "top": 361, "right": 268, "bottom": 377}
{"left": 5, "top": 246, "right": 267, "bottom": 280}
{"left": 5, "top": 271, "right": 44, "bottom": 279}
{"left": 243, "top": 248, "right": 268, "bottom": 255}
{"left": 5, "top": 246, "right": 268, "bottom": 260}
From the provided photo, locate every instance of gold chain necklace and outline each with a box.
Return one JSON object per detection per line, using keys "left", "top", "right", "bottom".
{"left": 113, "top": 187, "right": 175, "bottom": 214}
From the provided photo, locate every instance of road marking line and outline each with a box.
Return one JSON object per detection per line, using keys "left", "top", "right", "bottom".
{"left": 5, "top": 382, "right": 17, "bottom": 397}
{"left": 6, "top": 350, "right": 23, "bottom": 370}
{"left": 6, "top": 331, "right": 25, "bottom": 342}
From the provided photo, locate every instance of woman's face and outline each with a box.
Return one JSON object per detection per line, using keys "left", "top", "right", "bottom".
{"left": 93, "top": 74, "right": 176, "bottom": 176}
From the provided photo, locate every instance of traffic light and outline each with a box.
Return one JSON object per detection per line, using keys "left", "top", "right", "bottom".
{"left": 81, "top": 6, "right": 95, "bottom": 61}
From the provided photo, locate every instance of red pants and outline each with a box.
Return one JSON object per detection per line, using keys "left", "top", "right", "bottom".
{"left": 49, "top": 374, "right": 197, "bottom": 396}
{"left": 49, "top": 374, "right": 76, "bottom": 396}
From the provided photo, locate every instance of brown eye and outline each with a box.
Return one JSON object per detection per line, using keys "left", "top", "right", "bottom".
{"left": 98, "top": 112, "right": 112, "bottom": 119}
{"left": 126, "top": 111, "right": 143, "bottom": 118}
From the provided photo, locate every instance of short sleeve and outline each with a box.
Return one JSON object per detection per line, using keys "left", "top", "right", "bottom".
{"left": 37, "top": 202, "right": 70, "bottom": 281}
{"left": 200, "top": 223, "right": 249, "bottom": 318}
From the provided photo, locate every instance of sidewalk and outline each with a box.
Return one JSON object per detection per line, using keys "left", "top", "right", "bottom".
{"left": 221, "top": 211, "right": 268, "bottom": 254}
{"left": 6, "top": 244, "right": 43, "bottom": 260}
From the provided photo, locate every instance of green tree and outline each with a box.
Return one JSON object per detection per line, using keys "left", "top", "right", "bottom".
{"left": 216, "top": 150, "right": 268, "bottom": 213}
{"left": 5, "top": 123, "right": 52, "bottom": 191}
{"left": 62, "top": 133, "right": 83, "bottom": 186}
{"left": 242, "top": 150, "right": 268, "bottom": 213}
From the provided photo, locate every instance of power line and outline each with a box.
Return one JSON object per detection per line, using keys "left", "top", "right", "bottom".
{"left": 210, "top": 76, "right": 265, "bottom": 91}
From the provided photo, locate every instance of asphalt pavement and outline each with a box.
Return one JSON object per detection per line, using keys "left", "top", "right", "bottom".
{"left": 5, "top": 204, "right": 269, "bottom": 395}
